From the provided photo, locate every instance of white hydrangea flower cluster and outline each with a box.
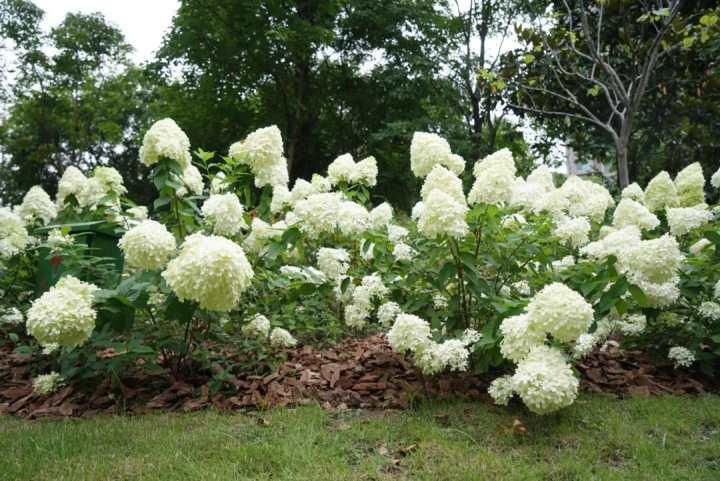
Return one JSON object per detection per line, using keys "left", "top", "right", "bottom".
{"left": 139, "top": 118, "right": 192, "bottom": 168}
{"left": 16, "top": 186, "right": 57, "bottom": 225}
{"left": 126, "top": 206, "right": 148, "bottom": 221}
{"left": 162, "top": 233, "right": 254, "bottom": 311}
{"left": 228, "top": 125, "right": 289, "bottom": 188}
{"left": 490, "top": 282, "right": 592, "bottom": 414}
{"left": 414, "top": 339, "right": 471, "bottom": 375}
{"left": 621, "top": 182, "right": 645, "bottom": 203}
{"left": 377, "top": 301, "right": 402, "bottom": 327}
{"left": 269, "top": 327, "right": 297, "bottom": 348}
{"left": 0, "top": 207, "right": 29, "bottom": 259}
{"left": 511, "top": 169, "right": 612, "bottom": 224}
{"left": 415, "top": 166, "right": 469, "bottom": 239}
{"left": 668, "top": 346, "right": 695, "bottom": 368}
{"left": 615, "top": 313, "right": 647, "bottom": 336}
{"left": 242, "top": 313, "right": 271, "bottom": 338}
{"left": 327, "top": 153, "right": 378, "bottom": 186}
{"left": 316, "top": 248, "right": 350, "bottom": 280}
{"left": 387, "top": 224, "right": 409, "bottom": 243}
{"left": 93, "top": 167, "right": 127, "bottom": 196}
{"left": 580, "top": 225, "right": 641, "bottom": 260}
{"left": 644, "top": 171, "right": 677, "bottom": 213}
{"left": 118, "top": 220, "right": 177, "bottom": 271}
{"left": 387, "top": 313, "right": 477, "bottom": 375}
{"left": 369, "top": 203, "right": 393, "bottom": 230}
{"left": 588, "top": 312, "right": 648, "bottom": 351}
{"left": 612, "top": 198, "right": 659, "bottom": 231}
{"left": 581, "top": 228, "right": 683, "bottom": 307}
{"left": 383, "top": 310, "right": 481, "bottom": 375}
{"left": 26, "top": 275, "right": 99, "bottom": 347}
{"left": 674, "top": 162, "right": 705, "bottom": 207}
{"left": 488, "top": 375, "right": 515, "bottom": 406}
{"left": 525, "top": 283, "right": 594, "bottom": 342}
{"left": 507, "top": 345, "right": 579, "bottom": 415}
{"left": 666, "top": 206, "right": 712, "bottom": 236}
{"left": 177, "top": 164, "right": 204, "bottom": 197}
{"left": 270, "top": 185, "right": 292, "bottom": 213}
{"left": 553, "top": 215, "right": 591, "bottom": 248}
{"left": 711, "top": 166, "right": 720, "bottom": 189}
{"left": 510, "top": 165, "right": 555, "bottom": 209}
{"left": 392, "top": 242, "right": 415, "bottom": 262}
{"left": 292, "top": 192, "right": 342, "bottom": 237}
{"left": 698, "top": 301, "right": 720, "bottom": 321}
{"left": 499, "top": 314, "right": 546, "bottom": 362}
{"left": 45, "top": 229, "right": 73, "bottom": 252}
{"left": 0, "top": 307, "right": 24, "bottom": 325}
{"left": 75, "top": 177, "right": 107, "bottom": 209}
{"left": 56, "top": 166, "right": 88, "bottom": 208}
{"left": 551, "top": 255, "right": 575, "bottom": 272}
{"left": 558, "top": 176, "right": 614, "bottom": 222}
{"left": 572, "top": 333, "right": 597, "bottom": 358}
{"left": 33, "top": 372, "right": 63, "bottom": 395}
{"left": 337, "top": 201, "right": 370, "bottom": 236}
{"left": 272, "top": 175, "right": 334, "bottom": 214}
{"left": 468, "top": 148, "right": 517, "bottom": 206}
{"left": 343, "top": 273, "right": 388, "bottom": 328}
{"left": 621, "top": 235, "right": 683, "bottom": 305}
{"left": 409, "top": 132, "right": 465, "bottom": 178}
{"left": 66, "top": 166, "right": 128, "bottom": 211}
{"left": 201, "top": 193, "right": 247, "bottom": 237}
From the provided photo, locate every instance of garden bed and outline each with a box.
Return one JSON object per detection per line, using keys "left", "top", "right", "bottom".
{"left": 0, "top": 335, "right": 713, "bottom": 419}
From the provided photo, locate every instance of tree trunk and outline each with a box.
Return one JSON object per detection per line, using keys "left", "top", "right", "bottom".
{"left": 470, "top": 90, "right": 483, "bottom": 159}
{"left": 616, "top": 140, "right": 630, "bottom": 189}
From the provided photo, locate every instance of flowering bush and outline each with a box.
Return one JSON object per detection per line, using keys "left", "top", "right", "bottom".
{"left": 2, "top": 118, "right": 720, "bottom": 416}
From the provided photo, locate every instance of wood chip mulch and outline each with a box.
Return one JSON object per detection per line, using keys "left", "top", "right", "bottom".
{"left": 0, "top": 335, "right": 715, "bottom": 419}
{"left": 578, "top": 343, "right": 713, "bottom": 396}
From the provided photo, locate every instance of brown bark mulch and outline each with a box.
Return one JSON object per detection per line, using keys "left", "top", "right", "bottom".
{"left": 0, "top": 335, "right": 714, "bottom": 419}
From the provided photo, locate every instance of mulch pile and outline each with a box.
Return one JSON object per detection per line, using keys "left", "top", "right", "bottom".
{"left": 0, "top": 335, "right": 714, "bottom": 419}
{"left": 578, "top": 343, "right": 711, "bottom": 396}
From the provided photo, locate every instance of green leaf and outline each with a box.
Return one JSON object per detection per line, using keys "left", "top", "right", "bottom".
{"left": 438, "top": 262, "right": 457, "bottom": 288}
{"left": 165, "top": 294, "right": 196, "bottom": 323}
{"left": 281, "top": 227, "right": 301, "bottom": 247}
{"left": 595, "top": 277, "right": 629, "bottom": 314}
{"left": 628, "top": 284, "right": 648, "bottom": 307}
{"left": 587, "top": 85, "right": 601, "bottom": 97}
{"left": 153, "top": 196, "right": 171, "bottom": 210}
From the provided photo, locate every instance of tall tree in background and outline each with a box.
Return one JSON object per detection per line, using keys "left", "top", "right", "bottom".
{"left": 0, "top": 0, "right": 43, "bottom": 104}
{"left": 507, "top": 0, "right": 689, "bottom": 188}
{"left": 0, "top": 8, "right": 153, "bottom": 204}
{"left": 446, "top": 0, "right": 547, "bottom": 159}
{"left": 507, "top": 0, "right": 719, "bottom": 188}
{"left": 154, "top": 0, "right": 467, "bottom": 208}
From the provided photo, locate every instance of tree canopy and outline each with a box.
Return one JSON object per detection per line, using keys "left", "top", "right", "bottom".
{"left": 0, "top": 0, "right": 718, "bottom": 206}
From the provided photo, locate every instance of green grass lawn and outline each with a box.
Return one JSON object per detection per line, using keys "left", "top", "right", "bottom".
{"left": 1, "top": 394, "right": 719, "bottom": 481}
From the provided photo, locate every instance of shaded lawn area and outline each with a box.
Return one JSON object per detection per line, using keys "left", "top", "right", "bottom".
{"left": 1, "top": 394, "right": 719, "bottom": 481}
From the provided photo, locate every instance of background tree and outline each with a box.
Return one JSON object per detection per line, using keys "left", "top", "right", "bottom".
{"left": 154, "top": 0, "right": 473, "bottom": 209}
{"left": 446, "top": 0, "right": 547, "bottom": 159}
{"left": 0, "top": 11, "right": 154, "bottom": 204}
{"left": 507, "top": 0, "right": 687, "bottom": 188}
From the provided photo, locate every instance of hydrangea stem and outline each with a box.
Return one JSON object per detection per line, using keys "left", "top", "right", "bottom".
{"left": 448, "top": 238, "right": 469, "bottom": 329}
